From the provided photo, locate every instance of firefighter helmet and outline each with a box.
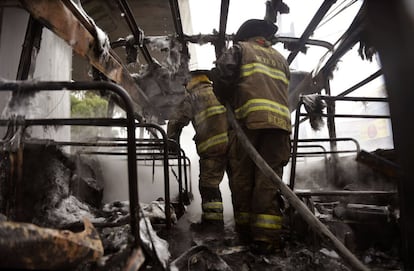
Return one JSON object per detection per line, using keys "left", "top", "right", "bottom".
{"left": 185, "top": 70, "right": 212, "bottom": 91}
{"left": 234, "top": 19, "right": 278, "bottom": 42}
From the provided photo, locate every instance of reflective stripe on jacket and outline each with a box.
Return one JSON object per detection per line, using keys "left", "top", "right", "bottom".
{"left": 235, "top": 38, "right": 292, "bottom": 132}
{"left": 168, "top": 79, "right": 229, "bottom": 156}
{"left": 189, "top": 82, "right": 229, "bottom": 156}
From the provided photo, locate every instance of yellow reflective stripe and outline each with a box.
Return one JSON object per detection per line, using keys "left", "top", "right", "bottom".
{"left": 194, "top": 105, "right": 226, "bottom": 126}
{"left": 203, "top": 212, "right": 224, "bottom": 221}
{"left": 235, "top": 98, "right": 290, "bottom": 119}
{"left": 202, "top": 201, "right": 223, "bottom": 212}
{"left": 198, "top": 132, "right": 228, "bottom": 153}
{"left": 253, "top": 214, "right": 282, "bottom": 230}
{"left": 235, "top": 212, "right": 250, "bottom": 225}
{"left": 202, "top": 202, "right": 223, "bottom": 221}
{"left": 241, "top": 62, "right": 289, "bottom": 85}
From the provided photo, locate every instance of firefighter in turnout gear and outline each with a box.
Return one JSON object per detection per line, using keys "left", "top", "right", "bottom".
{"left": 211, "top": 19, "right": 291, "bottom": 254}
{"left": 167, "top": 70, "right": 229, "bottom": 230}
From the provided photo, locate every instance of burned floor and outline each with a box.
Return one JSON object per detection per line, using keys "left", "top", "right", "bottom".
{"left": 0, "top": 134, "right": 402, "bottom": 270}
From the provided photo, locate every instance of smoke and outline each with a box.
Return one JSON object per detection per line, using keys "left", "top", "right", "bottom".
{"left": 294, "top": 153, "right": 396, "bottom": 192}
{"left": 294, "top": 158, "right": 333, "bottom": 190}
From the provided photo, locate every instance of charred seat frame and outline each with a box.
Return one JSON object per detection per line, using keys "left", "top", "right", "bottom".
{"left": 0, "top": 80, "right": 189, "bottom": 248}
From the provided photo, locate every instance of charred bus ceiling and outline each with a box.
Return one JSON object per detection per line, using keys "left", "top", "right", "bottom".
{"left": 0, "top": 0, "right": 414, "bottom": 270}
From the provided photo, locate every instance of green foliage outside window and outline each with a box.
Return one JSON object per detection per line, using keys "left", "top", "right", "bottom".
{"left": 70, "top": 91, "right": 109, "bottom": 142}
{"left": 70, "top": 91, "right": 108, "bottom": 118}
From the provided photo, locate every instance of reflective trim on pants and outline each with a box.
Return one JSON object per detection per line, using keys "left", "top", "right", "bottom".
{"left": 202, "top": 201, "right": 223, "bottom": 212}
{"left": 234, "top": 211, "right": 250, "bottom": 225}
{"left": 252, "top": 214, "right": 282, "bottom": 230}
{"left": 198, "top": 132, "right": 229, "bottom": 154}
{"left": 202, "top": 201, "right": 223, "bottom": 221}
{"left": 203, "top": 212, "right": 224, "bottom": 221}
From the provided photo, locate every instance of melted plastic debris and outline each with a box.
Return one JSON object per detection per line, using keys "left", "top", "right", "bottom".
{"left": 46, "top": 195, "right": 104, "bottom": 226}
{"left": 140, "top": 216, "right": 171, "bottom": 269}
{"left": 142, "top": 200, "right": 178, "bottom": 224}
{"left": 146, "top": 36, "right": 184, "bottom": 75}
{"left": 170, "top": 245, "right": 232, "bottom": 271}
{"left": 165, "top": 214, "right": 398, "bottom": 271}
{"left": 186, "top": 232, "right": 348, "bottom": 270}
{"left": 102, "top": 200, "right": 177, "bottom": 225}
{"left": 98, "top": 201, "right": 171, "bottom": 269}
{"left": 361, "top": 247, "right": 401, "bottom": 270}
{"left": 320, "top": 248, "right": 340, "bottom": 259}
{"left": 302, "top": 94, "right": 326, "bottom": 131}
{"left": 71, "top": 0, "right": 110, "bottom": 61}
{"left": 95, "top": 27, "right": 111, "bottom": 62}
{"left": 132, "top": 36, "right": 190, "bottom": 119}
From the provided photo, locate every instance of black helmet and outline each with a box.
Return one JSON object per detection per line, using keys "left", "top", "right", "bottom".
{"left": 234, "top": 19, "right": 278, "bottom": 42}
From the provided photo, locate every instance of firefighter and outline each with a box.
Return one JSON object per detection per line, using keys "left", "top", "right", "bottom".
{"left": 167, "top": 70, "right": 229, "bottom": 231}
{"left": 211, "top": 19, "right": 291, "bottom": 254}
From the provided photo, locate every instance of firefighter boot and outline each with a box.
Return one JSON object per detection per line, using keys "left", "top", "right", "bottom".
{"left": 190, "top": 219, "right": 224, "bottom": 233}
{"left": 250, "top": 237, "right": 283, "bottom": 255}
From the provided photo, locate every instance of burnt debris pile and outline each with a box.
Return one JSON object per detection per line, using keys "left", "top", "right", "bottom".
{"left": 0, "top": 141, "right": 173, "bottom": 270}
{"left": 0, "top": 139, "right": 401, "bottom": 270}
{"left": 291, "top": 149, "right": 400, "bottom": 270}
{"left": 132, "top": 36, "right": 190, "bottom": 121}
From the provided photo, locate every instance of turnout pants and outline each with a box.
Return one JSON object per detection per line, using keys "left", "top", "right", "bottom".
{"left": 228, "top": 128, "right": 290, "bottom": 245}
{"left": 199, "top": 155, "right": 228, "bottom": 223}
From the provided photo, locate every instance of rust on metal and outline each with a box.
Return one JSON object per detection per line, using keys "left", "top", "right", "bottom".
{"left": 124, "top": 247, "right": 146, "bottom": 271}
{"left": 19, "top": 0, "right": 160, "bottom": 122}
{"left": 0, "top": 218, "right": 104, "bottom": 269}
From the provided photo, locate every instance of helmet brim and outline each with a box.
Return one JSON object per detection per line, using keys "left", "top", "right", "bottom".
{"left": 234, "top": 19, "right": 278, "bottom": 42}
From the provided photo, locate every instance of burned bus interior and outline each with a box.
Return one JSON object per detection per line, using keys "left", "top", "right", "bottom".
{"left": 0, "top": 0, "right": 414, "bottom": 270}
